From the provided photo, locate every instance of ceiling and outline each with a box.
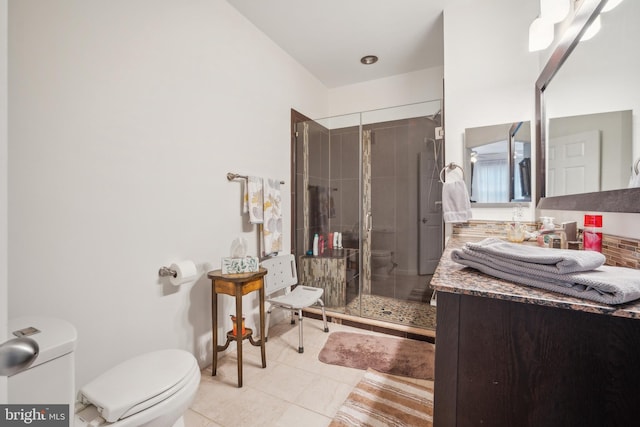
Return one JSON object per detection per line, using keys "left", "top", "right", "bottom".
{"left": 226, "top": 0, "right": 446, "bottom": 89}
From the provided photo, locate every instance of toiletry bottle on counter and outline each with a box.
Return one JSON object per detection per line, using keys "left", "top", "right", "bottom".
{"left": 583, "top": 214, "right": 602, "bottom": 252}
{"left": 312, "top": 233, "right": 319, "bottom": 256}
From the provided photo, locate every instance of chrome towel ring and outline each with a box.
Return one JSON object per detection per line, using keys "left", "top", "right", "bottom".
{"left": 439, "top": 162, "right": 465, "bottom": 183}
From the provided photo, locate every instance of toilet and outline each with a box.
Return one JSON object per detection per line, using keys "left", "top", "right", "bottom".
{"left": 371, "top": 249, "right": 393, "bottom": 276}
{"left": 371, "top": 229, "right": 394, "bottom": 276}
{"left": 8, "top": 316, "right": 200, "bottom": 427}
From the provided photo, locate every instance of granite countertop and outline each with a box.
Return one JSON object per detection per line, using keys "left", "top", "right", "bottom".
{"left": 431, "top": 235, "right": 640, "bottom": 320}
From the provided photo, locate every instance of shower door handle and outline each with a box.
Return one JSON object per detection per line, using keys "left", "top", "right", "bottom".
{"left": 366, "top": 213, "right": 372, "bottom": 232}
{"left": 0, "top": 337, "right": 39, "bottom": 376}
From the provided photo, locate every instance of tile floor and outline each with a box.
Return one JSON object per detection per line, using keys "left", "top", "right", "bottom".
{"left": 185, "top": 316, "right": 434, "bottom": 427}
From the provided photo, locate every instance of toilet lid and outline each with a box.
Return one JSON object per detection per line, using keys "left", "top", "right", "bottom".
{"left": 371, "top": 250, "right": 390, "bottom": 257}
{"left": 78, "top": 349, "right": 198, "bottom": 423}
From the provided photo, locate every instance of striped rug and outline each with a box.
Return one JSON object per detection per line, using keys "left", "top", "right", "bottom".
{"left": 330, "top": 369, "right": 434, "bottom": 427}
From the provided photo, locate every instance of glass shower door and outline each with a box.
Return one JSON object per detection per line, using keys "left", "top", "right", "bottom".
{"left": 293, "top": 113, "right": 362, "bottom": 315}
{"left": 362, "top": 101, "right": 443, "bottom": 309}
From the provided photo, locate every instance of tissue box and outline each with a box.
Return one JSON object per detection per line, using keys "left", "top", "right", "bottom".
{"left": 221, "top": 256, "right": 259, "bottom": 274}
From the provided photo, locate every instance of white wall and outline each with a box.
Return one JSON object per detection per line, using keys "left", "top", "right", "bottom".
{"left": 1, "top": 0, "right": 8, "bottom": 403}
{"left": 8, "top": 0, "right": 328, "bottom": 390}
{"left": 328, "top": 67, "right": 444, "bottom": 118}
{"left": 443, "top": 0, "right": 539, "bottom": 221}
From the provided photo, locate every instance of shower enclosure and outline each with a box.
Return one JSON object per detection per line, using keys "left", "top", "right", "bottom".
{"left": 292, "top": 101, "right": 443, "bottom": 331}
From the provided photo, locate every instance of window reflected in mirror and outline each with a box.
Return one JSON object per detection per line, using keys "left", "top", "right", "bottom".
{"left": 464, "top": 121, "right": 531, "bottom": 204}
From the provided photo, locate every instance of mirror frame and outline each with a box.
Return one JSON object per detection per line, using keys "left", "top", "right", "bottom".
{"left": 535, "top": 0, "right": 640, "bottom": 213}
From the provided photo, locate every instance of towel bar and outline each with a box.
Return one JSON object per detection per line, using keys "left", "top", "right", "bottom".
{"left": 227, "top": 172, "right": 285, "bottom": 185}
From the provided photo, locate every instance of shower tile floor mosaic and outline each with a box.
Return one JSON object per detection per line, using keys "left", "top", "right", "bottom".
{"left": 343, "top": 294, "right": 437, "bottom": 330}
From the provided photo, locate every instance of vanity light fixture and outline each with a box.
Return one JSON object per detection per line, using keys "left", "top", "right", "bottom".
{"left": 529, "top": 0, "right": 571, "bottom": 52}
{"left": 360, "top": 55, "right": 378, "bottom": 65}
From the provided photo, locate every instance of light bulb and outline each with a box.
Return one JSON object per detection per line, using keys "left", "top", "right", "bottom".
{"left": 540, "top": 0, "right": 570, "bottom": 24}
{"left": 581, "top": 15, "right": 601, "bottom": 41}
{"left": 529, "top": 17, "right": 554, "bottom": 52}
{"left": 602, "top": 0, "right": 623, "bottom": 13}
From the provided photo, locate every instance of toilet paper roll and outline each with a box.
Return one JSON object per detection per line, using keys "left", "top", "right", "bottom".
{"left": 169, "top": 260, "right": 197, "bottom": 286}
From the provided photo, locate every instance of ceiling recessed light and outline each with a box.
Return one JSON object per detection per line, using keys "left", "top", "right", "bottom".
{"left": 360, "top": 55, "right": 378, "bottom": 65}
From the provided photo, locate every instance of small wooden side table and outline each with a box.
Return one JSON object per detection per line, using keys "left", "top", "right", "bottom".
{"left": 208, "top": 268, "right": 267, "bottom": 387}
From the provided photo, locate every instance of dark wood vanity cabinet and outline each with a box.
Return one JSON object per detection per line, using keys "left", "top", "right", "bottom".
{"left": 434, "top": 291, "right": 640, "bottom": 426}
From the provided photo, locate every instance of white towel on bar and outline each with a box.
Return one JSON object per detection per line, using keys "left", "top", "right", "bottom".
{"left": 628, "top": 170, "right": 640, "bottom": 188}
{"left": 243, "top": 176, "right": 264, "bottom": 224}
{"left": 442, "top": 180, "right": 472, "bottom": 223}
{"left": 262, "top": 178, "right": 282, "bottom": 255}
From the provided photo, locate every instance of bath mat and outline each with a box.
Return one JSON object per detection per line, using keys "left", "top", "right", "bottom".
{"left": 330, "top": 368, "right": 433, "bottom": 427}
{"left": 318, "top": 331, "right": 435, "bottom": 380}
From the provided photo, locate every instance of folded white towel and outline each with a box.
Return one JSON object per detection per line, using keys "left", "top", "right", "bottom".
{"left": 452, "top": 239, "right": 640, "bottom": 305}
{"left": 262, "top": 178, "right": 282, "bottom": 255}
{"left": 243, "top": 176, "right": 264, "bottom": 224}
{"left": 442, "top": 181, "right": 472, "bottom": 223}
{"left": 463, "top": 237, "right": 605, "bottom": 274}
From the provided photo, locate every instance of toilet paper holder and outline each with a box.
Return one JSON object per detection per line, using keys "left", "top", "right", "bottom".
{"left": 158, "top": 266, "right": 177, "bottom": 278}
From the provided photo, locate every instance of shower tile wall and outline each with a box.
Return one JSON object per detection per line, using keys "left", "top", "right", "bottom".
{"left": 296, "top": 121, "right": 330, "bottom": 254}
{"left": 366, "top": 118, "right": 431, "bottom": 276}
{"left": 328, "top": 127, "right": 360, "bottom": 246}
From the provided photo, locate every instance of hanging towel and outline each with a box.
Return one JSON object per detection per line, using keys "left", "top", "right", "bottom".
{"left": 442, "top": 180, "right": 472, "bottom": 223}
{"left": 629, "top": 170, "right": 640, "bottom": 188}
{"left": 262, "top": 178, "right": 282, "bottom": 254}
{"left": 243, "top": 176, "right": 264, "bottom": 224}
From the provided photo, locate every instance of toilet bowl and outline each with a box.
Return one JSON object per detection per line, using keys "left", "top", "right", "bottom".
{"left": 371, "top": 249, "right": 392, "bottom": 276}
{"left": 8, "top": 316, "right": 200, "bottom": 427}
{"left": 75, "top": 349, "right": 200, "bottom": 427}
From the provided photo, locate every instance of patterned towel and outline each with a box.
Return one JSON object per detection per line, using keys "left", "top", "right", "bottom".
{"left": 243, "top": 176, "right": 263, "bottom": 224}
{"left": 262, "top": 178, "right": 282, "bottom": 254}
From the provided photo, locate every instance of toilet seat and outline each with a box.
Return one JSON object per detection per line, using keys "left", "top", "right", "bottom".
{"left": 371, "top": 249, "right": 391, "bottom": 257}
{"left": 78, "top": 349, "right": 198, "bottom": 423}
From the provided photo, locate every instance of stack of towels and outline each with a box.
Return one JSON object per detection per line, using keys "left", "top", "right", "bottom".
{"left": 452, "top": 238, "right": 640, "bottom": 305}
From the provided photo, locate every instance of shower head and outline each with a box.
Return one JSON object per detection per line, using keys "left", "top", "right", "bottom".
{"left": 427, "top": 109, "right": 442, "bottom": 123}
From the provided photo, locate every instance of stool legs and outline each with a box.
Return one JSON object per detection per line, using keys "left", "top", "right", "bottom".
{"left": 259, "top": 287, "right": 267, "bottom": 368}
{"left": 235, "top": 286, "right": 243, "bottom": 387}
{"left": 212, "top": 291, "right": 218, "bottom": 376}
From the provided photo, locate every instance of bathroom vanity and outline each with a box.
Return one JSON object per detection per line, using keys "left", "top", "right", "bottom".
{"left": 432, "top": 236, "right": 640, "bottom": 426}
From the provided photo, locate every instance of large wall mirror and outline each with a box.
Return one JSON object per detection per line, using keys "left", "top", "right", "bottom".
{"left": 465, "top": 121, "right": 531, "bottom": 204}
{"left": 536, "top": 0, "right": 640, "bottom": 212}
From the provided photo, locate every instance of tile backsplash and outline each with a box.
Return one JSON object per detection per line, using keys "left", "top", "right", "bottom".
{"left": 602, "top": 235, "right": 640, "bottom": 269}
{"left": 452, "top": 220, "right": 639, "bottom": 270}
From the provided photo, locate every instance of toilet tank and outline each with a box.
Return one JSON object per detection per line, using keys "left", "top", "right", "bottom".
{"left": 7, "top": 316, "right": 77, "bottom": 414}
